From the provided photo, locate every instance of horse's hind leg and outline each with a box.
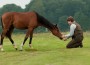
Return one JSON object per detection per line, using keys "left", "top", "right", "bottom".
{"left": 20, "top": 28, "right": 34, "bottom": 51}
{"left": 20, "top": 30, "right": 30, "bottom": 50}
{"left": 7, "top": 26, "right": 17, "bottom": 50}
{"left": 0, "top": 29, "right": 8, "bottom": 51}
{"left": 29, "top": 28, "right": 34, "bottom": 49}
{"left": 8, "top": 36, "right": 17, "bottom": 50}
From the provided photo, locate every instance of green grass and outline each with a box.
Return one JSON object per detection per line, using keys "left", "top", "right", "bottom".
{"left": 0, "top": 32, "right": 90, "bottom": 65}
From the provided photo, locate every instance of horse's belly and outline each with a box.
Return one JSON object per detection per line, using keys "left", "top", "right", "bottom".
{"left": 13, "top": 21, "right": 28, "bottom": 29}
{"left": 15, "top": 26, "right": 27, "bottom": 29}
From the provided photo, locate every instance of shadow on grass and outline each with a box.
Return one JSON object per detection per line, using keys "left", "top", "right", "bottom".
{"left": 25, "top": 48, "right": 38, "bottom": 52}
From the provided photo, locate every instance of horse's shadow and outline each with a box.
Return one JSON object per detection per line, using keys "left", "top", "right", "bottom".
{"left": 24, "top": 48, "right": 38, "bottom": 52}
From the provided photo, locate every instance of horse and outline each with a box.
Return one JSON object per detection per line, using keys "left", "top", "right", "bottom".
{"left": 0, "top": 11, "right": 63, "bottom": 51}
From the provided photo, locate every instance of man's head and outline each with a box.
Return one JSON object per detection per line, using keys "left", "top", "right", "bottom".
{"left": 67, "top": 16, "right": 74, "bottom": 25}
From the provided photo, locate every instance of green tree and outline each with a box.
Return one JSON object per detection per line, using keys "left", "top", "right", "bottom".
{"left": 0, "top": 0, "right": 90, "bottom": 32}
{"left": 74, "top": 11, "right": 90, "bottom": 31}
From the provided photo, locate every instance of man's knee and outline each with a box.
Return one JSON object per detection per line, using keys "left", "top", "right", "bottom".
{"left": 66, "top": 44, "right": 81, "bottom": 48}
{"left": 66, "top": 45, "right": 72, "bottom": 48}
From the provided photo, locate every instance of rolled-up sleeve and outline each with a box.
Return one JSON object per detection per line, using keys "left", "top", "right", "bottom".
{"left": 65, "top": 24, "right": 76, "bottom": 39}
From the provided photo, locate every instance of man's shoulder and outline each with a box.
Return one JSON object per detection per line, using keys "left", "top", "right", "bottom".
{"left": 71, "top": 24, "right": 76, "bottom": 27}
{"left": 70, "top": 24, "right": 76, "bottom": 29}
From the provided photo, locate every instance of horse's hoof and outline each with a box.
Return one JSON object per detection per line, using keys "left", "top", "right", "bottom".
{"left": 15, "top": 48, "right": 18, "bottom": 50}
{"left": 80, "top": 45, "right": 83, "bottom": 48}
{"left": 1, "top": 48, "right": 4, "bottom": 52}
{"left": 20, "top": 46, "right": 23, "bottom": 51}
{"left": 29, "top": 44, "right": 34, "bottom": 49}
{"left": 19, "top": 48, "right": 23, "bottom": 51}
{"left": 30, "top": 47, "right": 34, "bottom": 49}
{"left": 19, "top": 49, "right": 23, "bottom": 51}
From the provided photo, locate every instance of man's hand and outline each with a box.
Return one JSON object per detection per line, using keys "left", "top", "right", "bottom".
{"left": 62, "top": 34, "right": 67, "bottom": 41}
{"left": 63, "top": 38, "right": 67, "bottom": 41}
{"left": 62, "top": 34, "right": 65, "bottom": 38}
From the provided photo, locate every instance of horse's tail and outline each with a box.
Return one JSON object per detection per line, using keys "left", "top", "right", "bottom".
{"left": 1, "top": 16, "right": 3, "bottom": 29}
{"left": 1, "top": 16, "right": 12, "bottom": 38}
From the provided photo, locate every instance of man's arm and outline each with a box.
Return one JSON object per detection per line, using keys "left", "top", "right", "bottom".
{"left": 65, "top": 24, "right": 76, "bottom": 39}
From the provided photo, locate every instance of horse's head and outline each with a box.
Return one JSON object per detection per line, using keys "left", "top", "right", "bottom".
{"left": 51, "top": 24, "right": 63, "bottom": 40}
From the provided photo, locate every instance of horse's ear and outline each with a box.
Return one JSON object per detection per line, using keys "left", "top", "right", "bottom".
{"left": 55, "top": 24, "right": 57, "bottom": 27}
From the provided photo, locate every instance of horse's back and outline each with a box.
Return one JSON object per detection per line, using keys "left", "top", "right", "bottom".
{"left": 2, "top": 12, "right": 38, "bottom": 29}
{"left": 2, "top": 12, "right": 37, "bottom": 19}
{"left": 13, "top": 12, "right": 38, "bottom": 28}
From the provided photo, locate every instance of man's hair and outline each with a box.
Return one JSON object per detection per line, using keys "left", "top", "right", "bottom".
{"left": 67, "top": 16, "right": 74, "bottom": 22}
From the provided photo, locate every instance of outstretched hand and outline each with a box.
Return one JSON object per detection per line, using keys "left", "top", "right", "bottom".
{"left": 62, "top": 34, "right": 67, "bottom": 41}
{"left": 63, "top": 38, "right": 67, "bottom": 41}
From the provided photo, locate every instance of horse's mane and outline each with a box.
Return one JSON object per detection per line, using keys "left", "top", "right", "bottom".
{"left": 35, "top": 12, "right": 54, "bottom": 29}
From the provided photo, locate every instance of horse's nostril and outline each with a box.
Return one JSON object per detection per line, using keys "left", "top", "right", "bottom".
{"left": 60, "top": 37, "right": 63, "bottom": 40}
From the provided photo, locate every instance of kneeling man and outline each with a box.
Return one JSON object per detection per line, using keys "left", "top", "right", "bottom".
{"left": 63, "top": 16, "right": 83, "bottom": 48}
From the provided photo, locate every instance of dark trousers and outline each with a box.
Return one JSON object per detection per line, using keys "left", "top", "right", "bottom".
{"left": 66, "top": 34, "right": 83, "bottom": 48}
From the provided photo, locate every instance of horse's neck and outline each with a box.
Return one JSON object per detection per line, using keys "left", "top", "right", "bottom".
{"left": 41, "top": 21, "right": 54, "bottom": 31}
{"left": 41, "top": 18, "right": 54, "bottom": 30}
{"left": 37, "top": 13, "right": 54, "bottom": 31}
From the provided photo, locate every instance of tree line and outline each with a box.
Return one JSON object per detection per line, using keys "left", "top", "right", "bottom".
{"left": 0, "top": 0, "right": 90, "bottom": 33}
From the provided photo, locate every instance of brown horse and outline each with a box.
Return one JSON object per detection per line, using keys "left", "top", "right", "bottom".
{"left": 0, "top": 11, "right": 63, "bottom": 51}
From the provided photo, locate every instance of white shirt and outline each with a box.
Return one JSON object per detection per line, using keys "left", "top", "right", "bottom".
{"left": 65, "top": 23, "right": 76, "bottom": 39}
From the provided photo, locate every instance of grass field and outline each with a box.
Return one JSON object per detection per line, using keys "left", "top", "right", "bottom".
{"left": 0, "top": 32, "right": 90, "bottom": 65}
